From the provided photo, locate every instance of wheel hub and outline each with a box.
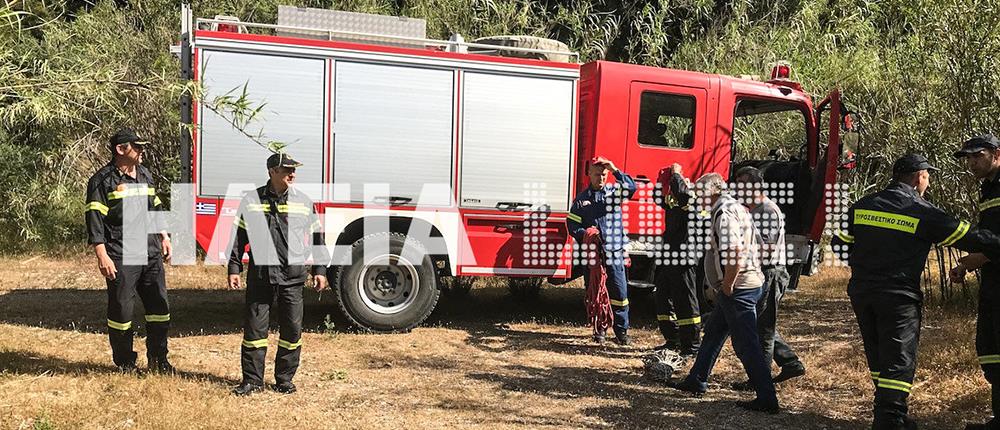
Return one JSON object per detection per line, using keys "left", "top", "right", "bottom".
{"left": 359, "top": 254, "right": 420, "bottom": 315}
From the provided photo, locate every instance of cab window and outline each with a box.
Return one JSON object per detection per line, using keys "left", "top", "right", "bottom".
{"left": 732, "top": 98, "right": 808, "bottom": 161}
{"left": 637, "top": 92, "right": 696, "bottom": 149}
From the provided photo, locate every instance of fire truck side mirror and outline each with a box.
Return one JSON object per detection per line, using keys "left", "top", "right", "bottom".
{"left": 838, "top": 112, "right": 861, "bottom": 171}
{"left": 841, "top": 111, "right": 858, "bottom": 133}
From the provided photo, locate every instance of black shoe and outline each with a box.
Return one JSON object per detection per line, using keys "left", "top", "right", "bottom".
{"left": 614, "top": 334, "right": 631, "bottom": 346}
{"left": 732, "top": 380, "right": 753, "bottom": 392}
{"left": 118, "top": 362, "right": 143, "bottom": 376}
{"left": 666, "top": 378, "right": 706, "bottom": 396}
{"left": 274, "top": 381, "right": 297, "bottom": 394}
{"left": 232, "top": 382, "right": 265, "bottom": 396}
{"left": 593, "top": 334, "right": 606, "bottom": 344}
{"left": 148, "top": 359, "right": 176, "bottom": 375}
{"left": 772, "top": 365, "right": 805, "bottom": 383}
{"left": 736, "top": 398, "right": 780, "bottom": 414}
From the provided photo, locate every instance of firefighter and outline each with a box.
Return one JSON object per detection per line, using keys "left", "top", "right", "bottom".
{"left": 947, "top": 135, "right": 1000, "bottom": 430}
{"left": 832, "top": 153, "right": 1000, "bottom": 430}
{"left": 85, "top": 128, "right": 173, "bottom": 374}
{"left": 652, "top": 163, "right": 701, "bottom": 356}
{"left": 228, "top": 152, "right": 330, "bottom": 396}
{"left": 567, "top": 156, "right": 637, "bottom": 345}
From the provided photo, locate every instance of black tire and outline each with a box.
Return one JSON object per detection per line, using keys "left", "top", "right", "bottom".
{"left": 334, "top": 232, "right": 440, "bottom": 332}
{"left": 508, "top": 277, "right": 542, "bottom": 301}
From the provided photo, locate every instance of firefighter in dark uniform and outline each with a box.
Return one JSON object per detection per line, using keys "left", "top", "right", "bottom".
{"left": 567, "top": 156, "right": 637, "bottom": 345}
{"left": 947, "top": 135, "right": 1000, "bottom": 430}
{"left": 228, "top": 152, "right": 329, "bottom": 396}
{"left": 85, "top": 128, "right": 173, "bottom": 374}
{"left": 832, "top": 154, "right": 1000, "bottom": 430}
{"left": 652, "top": 163, "right": 701, "bottom": 355}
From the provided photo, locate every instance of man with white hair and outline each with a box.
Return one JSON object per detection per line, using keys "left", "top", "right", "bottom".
{"left": 668, "top": 172, "right": 778, "bottom": 414}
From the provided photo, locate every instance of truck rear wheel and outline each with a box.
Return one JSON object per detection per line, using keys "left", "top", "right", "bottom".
{"left": 335, "top": 232, "right": 440, "bottom": 332}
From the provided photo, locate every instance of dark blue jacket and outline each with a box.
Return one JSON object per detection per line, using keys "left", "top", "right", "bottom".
{"left": 567, "top": 170, "right": 637, "bottom": 253}
{"left": 832, "top": 182, "right": 1000, "bottom": 300}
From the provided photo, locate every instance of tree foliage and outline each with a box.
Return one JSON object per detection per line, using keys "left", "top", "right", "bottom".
{"left": 1, "top": 0, "right": 997, "bottom": 252}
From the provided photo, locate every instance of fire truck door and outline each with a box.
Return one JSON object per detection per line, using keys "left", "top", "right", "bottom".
{"left": 623, "top": 83, "right": 708, "bottom": 183}
{"left": 804, "top": 89, "right": 843, "bottom": 241}
{"left": 622, "top": 83, "right": 707, "bottom": 237}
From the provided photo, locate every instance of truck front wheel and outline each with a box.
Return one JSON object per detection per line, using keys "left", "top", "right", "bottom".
{"left": 335, "top": 232, "right": 440, "bottom": 332}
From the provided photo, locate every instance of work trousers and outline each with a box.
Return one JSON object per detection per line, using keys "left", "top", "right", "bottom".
{"left": 684, "top": 286, "right": 777, "bottom": 403}
{"left": 654, "top": 263, "right": 701, "bottom": 354}
{"left": 106, "top": 257, "right": 170, "bottom": 367}
{"left": 851, "top": 291, "right": 921, "bottom": 429}
{"left": 757, "top": 266, "right": 802, "bottom": 370}
{"left": 603, "top": 251, "right": 629, "bottom": 338}
{"left": 977, "top": 270, "right": 1000, "bottom": 428}
{"left": 241, "top": 272, "right": 304, "bottom": 386}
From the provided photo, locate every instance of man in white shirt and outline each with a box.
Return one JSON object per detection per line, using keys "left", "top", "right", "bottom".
{"left": 668, "top": 172, "right": 778, "bottom": 414}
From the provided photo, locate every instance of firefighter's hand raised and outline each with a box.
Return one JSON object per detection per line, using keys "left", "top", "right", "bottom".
{"left": 228, "top": 274, "right": 242, "bottom": 290}
{"left": 312, "top": 275, "right": 328, "bottom": 292}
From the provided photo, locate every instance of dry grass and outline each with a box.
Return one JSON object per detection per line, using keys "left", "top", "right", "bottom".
{"left": 0, "top": 256, "right": 990, "bottom": 429}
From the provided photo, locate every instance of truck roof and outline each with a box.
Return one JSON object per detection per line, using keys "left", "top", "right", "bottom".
{"left": 194, "top": 29, "right": 581, "bottom": 72}
{"left": 583, "top": 60, "right": 811, "bottom": 99}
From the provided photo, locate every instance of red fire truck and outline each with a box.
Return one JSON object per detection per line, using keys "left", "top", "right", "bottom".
{"left": 178, "top": 6, "right": 856, "bottom": 332}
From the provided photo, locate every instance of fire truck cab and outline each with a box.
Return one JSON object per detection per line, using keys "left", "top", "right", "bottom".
{"left": 581, "top": 61, "right": 852, "bottom": 291}
{"left": 179, "top": 6, "right": 855, "bottom": 332}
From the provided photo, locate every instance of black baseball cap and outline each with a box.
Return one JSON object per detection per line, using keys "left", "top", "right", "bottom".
{"left": 266, "top": 152, "right": 303, "bottom": 169}
{"left": 892, "top": 153, "right": 938, "bottom": 176}
{"left": 109, "top": 128, "right": 149, "bottom": 148}
{"left": 953, "top": 134, "right": 1000, "bottom": 158}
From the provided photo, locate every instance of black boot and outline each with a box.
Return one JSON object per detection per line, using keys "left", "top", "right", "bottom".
{"left": 148, "top": 357, "right": 176, "bottom": 375}
{"left": 274, "top": 381, "right": 297, "bottom": 394}
{"left": 233, "top": 381, "right": 265, "bottom": 396}
{"left": 736, "top": 398, "right": 780, "bottom": 414}
{"left": 772, "top": 364, "right": 806, "bottom": 383}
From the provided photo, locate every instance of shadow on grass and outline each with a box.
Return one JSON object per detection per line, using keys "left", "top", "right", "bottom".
{"left": 0, "top": 350, "right": 237, "bottom": 386}
{"left": 0, "top": 283, "right": 666, "bottom": 338}
{"left": 0, "top": 288, "right": 336, "bottom": 337}
{"left": 465, "top": 362, "right": 861, "bottom": 429}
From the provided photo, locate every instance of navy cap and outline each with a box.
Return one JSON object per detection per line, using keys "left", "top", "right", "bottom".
{"left": 109, "top": 128, "right": 148, "bottom": 147}
{"left": 953, "top": 134, "right": 1000, "bottom": 158}
{"left": 266, "top": 152, "right": 303, "bottom": 169}
{"left": 892, "top": 153, "right": 938, "bottom": 176}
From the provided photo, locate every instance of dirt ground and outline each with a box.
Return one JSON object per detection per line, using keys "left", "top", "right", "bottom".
{"left": 0, "top": 255, "right": 991, "bottom": 429}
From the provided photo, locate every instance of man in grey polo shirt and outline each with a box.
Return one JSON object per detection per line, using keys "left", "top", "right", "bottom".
{"left": 669, "top": 172, "right": 778, "bottom": 414}
{"left": 734, "top": 166, "right": 805, "bottom": 390}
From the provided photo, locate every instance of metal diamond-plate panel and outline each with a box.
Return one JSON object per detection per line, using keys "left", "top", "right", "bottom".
{"left": 276, "top": 6, "right": 426, "bottom": 47}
